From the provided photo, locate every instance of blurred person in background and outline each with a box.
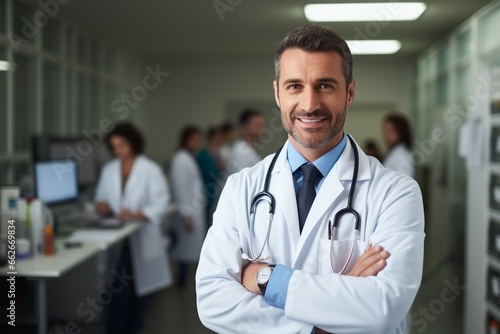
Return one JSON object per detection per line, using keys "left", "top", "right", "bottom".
{"left": 196, "top": 127, "right": 223, "bottom": 228}
{"left": 219, "top": 122, "right": 236, "bottom": 168}
{"left": 227, "top": 110, "right": 265, "bottom": 174}
{"left": 170, "top": 126, "right": 206, "bottom": 287}
{"left": 94, "top": 122, "right": 172, "bottom": 334}
{"left": 364, "top": 139, "right": 383, "bottom": 162}
{"left": 383, "top": 114, "right": 415, "bottom": 178}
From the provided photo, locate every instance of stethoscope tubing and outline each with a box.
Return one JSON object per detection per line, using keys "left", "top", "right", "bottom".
{"left": 244, "top": 135, "right": 361, "bottom": 271}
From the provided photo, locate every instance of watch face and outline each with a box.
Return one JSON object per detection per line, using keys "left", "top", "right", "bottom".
{"left": 257, "top": 267, "right": 272, "bottom": 284}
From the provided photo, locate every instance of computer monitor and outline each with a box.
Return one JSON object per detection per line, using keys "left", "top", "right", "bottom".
{"left": 48, "top": 140, "right": 100, "bottom": 189}
{"left": 34, "top": 159, "right": 79, "bottom": 205}
{"left": 31, "top": 136, "right": 101, "bottom": 190}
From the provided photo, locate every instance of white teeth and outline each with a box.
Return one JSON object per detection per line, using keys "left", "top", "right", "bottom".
{"left": 299, "top": 118, "right": 323, "bottom": 123}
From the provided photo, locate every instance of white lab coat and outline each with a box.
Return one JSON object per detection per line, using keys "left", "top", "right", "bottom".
{"left": 95, "top": 155, "right": 173, "bottom": 297}
{"left": 170, "top": 149, "right": 206, "bottom": 262}
{"left": 383, "top": 143, "right": 415, "bottom": 179}
{"left": 227, "top": 139, "right": 262, "bottom": 174}
{"left": 196, "top": 139, "right": 425, "bottom": 334}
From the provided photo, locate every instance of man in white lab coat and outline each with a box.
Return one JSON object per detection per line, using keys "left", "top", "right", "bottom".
{"left": 226, "top": 110, "right": 265, "bottom": 174}
{"left": 196, "top": 25, "right": 425, "bottom": 334}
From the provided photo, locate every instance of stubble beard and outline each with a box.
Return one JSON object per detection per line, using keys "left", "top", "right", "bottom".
{"left": 282, "top": 109, "right": 346, "bottom": 149}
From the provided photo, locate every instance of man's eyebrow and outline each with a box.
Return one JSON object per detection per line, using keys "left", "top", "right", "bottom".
{"left": 316, "top": 77, "right": 340, "bottom": 85}
{"left": 281, "top": 77, "right": 341, "bottom": 86}
{"left": 281, "top": 78, "right": 302, "bottom": 86}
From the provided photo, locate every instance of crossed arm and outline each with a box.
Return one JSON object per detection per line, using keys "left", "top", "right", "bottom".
{"left": 241, "top": 244, "right": 390, "bottom": 333}
{"left": 242, "top": 243, "right": 390, "bottom": 295}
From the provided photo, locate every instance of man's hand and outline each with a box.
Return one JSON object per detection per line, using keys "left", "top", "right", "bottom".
{"left": 183, "top": 217, "right": 194, "bottom": 231}
{"left": 95, "top": 201, "right": 113, "bottom": 216}
{"left": 117, "top": 209, "right": 147, "bottom": 222}
{"left": 241, "top": 262, "right": 269, "bottom": 295}
{"left": 347, "top": 244, "right": 390, "bottom": 277}
{"left": 314, "top": 244, "right": 390, "bottom": 333}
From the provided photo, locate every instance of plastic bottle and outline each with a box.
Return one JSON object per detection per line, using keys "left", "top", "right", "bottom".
{"left": 491, "top": 319, "right": 499, "bottom": 334}
{"left": 44, "top": 223, "right": 54, "bottom": 256}
{"left": 25, "top": 197, "right": 34, "bottom": 256}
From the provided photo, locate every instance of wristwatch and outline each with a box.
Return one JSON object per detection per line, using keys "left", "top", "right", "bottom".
{"left": 256, "top": 265, "right": 275, "bottom": 294}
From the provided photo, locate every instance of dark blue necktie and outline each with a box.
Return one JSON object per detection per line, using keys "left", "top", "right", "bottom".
{"left": 297, "top": 163, "right": 322, "bottom": 233}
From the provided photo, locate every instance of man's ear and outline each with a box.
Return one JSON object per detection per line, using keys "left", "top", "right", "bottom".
{"left": 346, "top": 79, "right": 356, "bottom": 109}
{"left": 273, "top": 80, "right": 280, "bottom": 108}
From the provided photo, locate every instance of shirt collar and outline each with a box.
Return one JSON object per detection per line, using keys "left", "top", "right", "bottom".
{"left": 286, "top": 133, "right": 347, "bottom": 177}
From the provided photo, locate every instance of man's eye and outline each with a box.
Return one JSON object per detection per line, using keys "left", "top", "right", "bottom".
{"left": 319, "top": 84, "right": 332, "bottom": 89}
{"left": 287, "top": 84, "right": 300, "bottom": 90}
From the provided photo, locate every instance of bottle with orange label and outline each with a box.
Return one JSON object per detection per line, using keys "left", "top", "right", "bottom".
{"left": 44, "top": 223, "right": 54, "bottom": 256}
{"left": 491, "top": 319, "right": 499, "bottom": 334}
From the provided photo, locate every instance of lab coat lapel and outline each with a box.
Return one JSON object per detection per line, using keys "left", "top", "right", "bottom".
{"left": 121, "top": 155, "right": 143, "bottom": 209}
{"left": 108, "top": 160, "right": 122, "bottom": 213}
{"left": 272, "top": 143, "right": 301, "bottom": 249}
{"left": 293, "top": 137, "right": 370, "bottom": 264}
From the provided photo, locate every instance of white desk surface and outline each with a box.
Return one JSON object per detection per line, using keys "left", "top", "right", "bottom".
{"left": 0, "top": 241, "right": 101, "bottom": 278}
{"left": 65, "top": 222, "right": 141, "bottom": 250}
{"left": 0, "top": 222, "right": 141, "bottom": 278}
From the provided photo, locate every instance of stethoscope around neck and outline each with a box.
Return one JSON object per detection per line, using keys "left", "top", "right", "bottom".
{"left": 241, "top": 134, "right": 361, "bottom": 274}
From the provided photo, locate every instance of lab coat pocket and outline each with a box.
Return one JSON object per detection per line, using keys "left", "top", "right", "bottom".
{"left": 133, "top": 223, "right": 163, "bottom": 260}
{"left": 318, "top": 239, "right": 367, "bottom": 275}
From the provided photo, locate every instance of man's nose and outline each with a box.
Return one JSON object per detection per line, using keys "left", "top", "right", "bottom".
{"left": 298, "top": 87, "right": 320, "bottom": 113}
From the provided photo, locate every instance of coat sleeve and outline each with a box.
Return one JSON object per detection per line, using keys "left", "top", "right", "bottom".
{"left": 142, "top": 163, "right": 170, "bottom": 227}
{"left": 170, "top": 154, "right": 205, "bottom": 219}
{"left": 196, "top": 176, "right": 312, "bottom": 334}
{"left": 284, "top": 176, "right": 425, "bottom": 334}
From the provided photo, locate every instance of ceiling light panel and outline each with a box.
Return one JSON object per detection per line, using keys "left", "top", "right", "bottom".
{"left": 305, "top": 3, "right": 427, "bottom": 22}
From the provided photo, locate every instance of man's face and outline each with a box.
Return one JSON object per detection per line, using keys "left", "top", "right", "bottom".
{"left": 273, "top": 48, "right": 355, "bottom": 150}
{"left": 246, "top": 115, "right": 265, "bottom": 141}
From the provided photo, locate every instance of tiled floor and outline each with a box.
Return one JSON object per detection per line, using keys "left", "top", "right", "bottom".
{"left": 143, "top": 263, "right": 212, "bottom": 334}
{"left": 410, "top": 261, "right": 464, "bottom": 334}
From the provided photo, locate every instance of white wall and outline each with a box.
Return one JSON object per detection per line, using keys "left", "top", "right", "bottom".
{"left": 141, "top": 56, "right": 415, "bottom": 164}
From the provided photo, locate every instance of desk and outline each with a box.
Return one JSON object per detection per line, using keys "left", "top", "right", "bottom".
{"left": 65, "top": 223, "right": 141, "bottom": 250}
{"left": 0, "top": 222, "right": 141, "bottom": 334}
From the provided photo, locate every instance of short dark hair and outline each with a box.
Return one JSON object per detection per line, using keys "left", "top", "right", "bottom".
{"left": 364, "top": 140, "right": 379, "bottom": 150}
{"left": 206, "top": 127, "right": 220, "bottom": 141}
{"left": 274, "top": 25, "right": 353, "bottom": 87}
{"left": 385, "top": 114, "right": 413, "bottom": 149}
{"left": 239, "top": 110, "right": 262, "bottom": 126}
{"left": 220, "top": 122, "right": 234, "bottom": 133}
{"left": 106, "top": 122, "right": 144, "bottom": 155}
{"left": 178, "top": 125, "right": 201, "bottom": 149}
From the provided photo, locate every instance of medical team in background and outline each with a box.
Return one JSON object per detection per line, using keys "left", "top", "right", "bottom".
{"left": 92, "top": 104, "right": 414, "bottom": 331}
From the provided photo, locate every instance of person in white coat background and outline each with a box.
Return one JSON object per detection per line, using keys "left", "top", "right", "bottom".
{"left": 196, "top": 25, "right": 425, "bottom": 334}
{"left": 170, "top": 126, "right": 206, "bottom": 287}
{"left": 383, "top": 114, "right": 415, "bottom": 178}
{"left": 226, "top": 110, "right": 265, "bottom": 174}
{"left": 94, "top": 122, "right": 172, "bottom": 334}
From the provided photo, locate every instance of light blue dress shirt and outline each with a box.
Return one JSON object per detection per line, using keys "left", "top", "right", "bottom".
{"left": 264, "top": 134, "right": 347, "bottom": 310}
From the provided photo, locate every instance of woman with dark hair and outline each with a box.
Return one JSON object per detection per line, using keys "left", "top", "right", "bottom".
{"left": 383, "top": 114, "right": 415, "bottom": 178}
{"left": 94, "top": 122, "right": 172, "bottom": 334}
{"left": 169, "top": 125, "right": 206, "bottom": 287}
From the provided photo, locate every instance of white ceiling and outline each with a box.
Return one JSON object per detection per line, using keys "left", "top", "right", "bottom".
{"left": 54, "top": 0, "right": 493, "bottom": 59}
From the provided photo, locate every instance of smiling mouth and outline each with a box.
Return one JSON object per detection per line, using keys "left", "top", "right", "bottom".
{"left": 297, "top": 118, "right": 327, "bottom": 123}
